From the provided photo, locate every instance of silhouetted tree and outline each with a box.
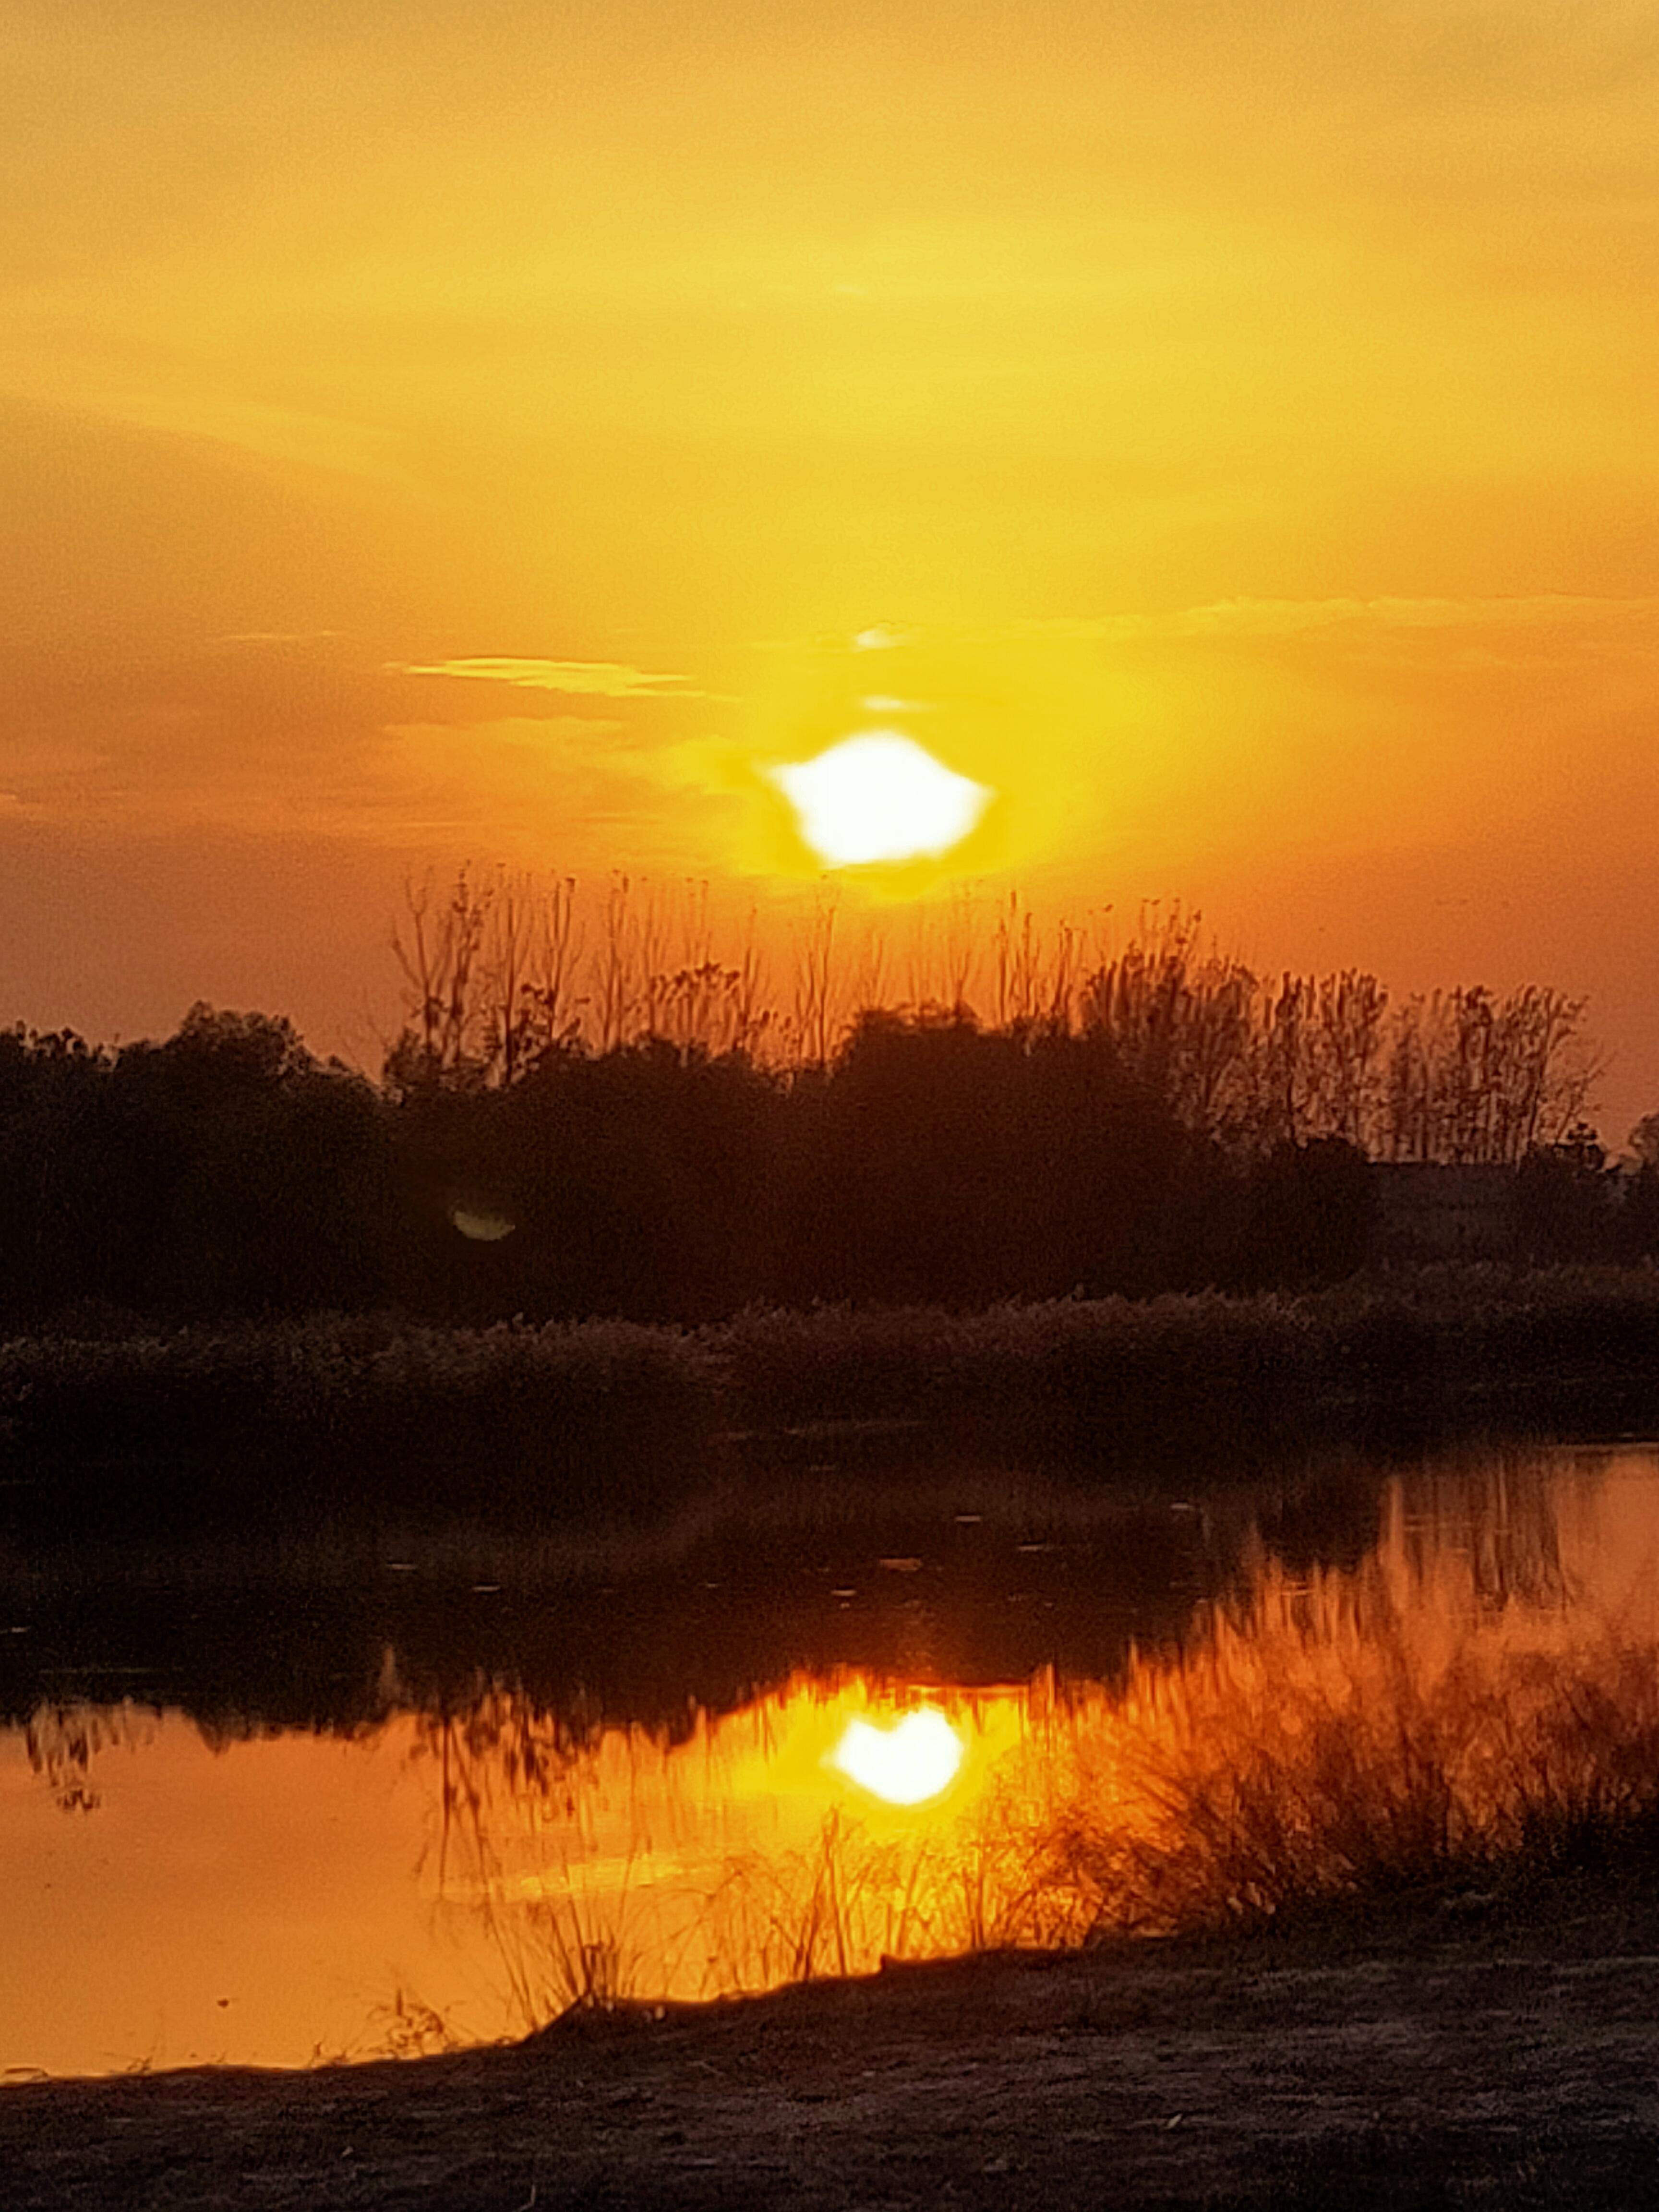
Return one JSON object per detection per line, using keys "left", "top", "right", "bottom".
{"left": 1231, "top": 1138, "right": 1376, "bottom": 1290}
{"left": 1513, "top": 1122, "right": 1616, "bottom": 1267}
{"left": 782, "top": 1008, "right": 1226, "bottom": 1307}
{"left": 0, "top": 1008, "right": 391, "bottom": 1322}
{"left": 108, "top": 1007, "right": 392, "bottom": 1315}
{"left": 0, "top": 894, "right": 1625, "bottom": 1331}
{"left": 1379, "top": 987, "right": 1598, "bottom": 1165}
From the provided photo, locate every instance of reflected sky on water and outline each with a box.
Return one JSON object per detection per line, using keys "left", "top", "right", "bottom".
{"left": 4, "top": 1442, "right": 1659, "bottom": 2078}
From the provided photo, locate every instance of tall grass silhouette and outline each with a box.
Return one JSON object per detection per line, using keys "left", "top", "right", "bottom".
{"left": 12, "top": 1271, "right": 1659, "bottom": 1509}
{"left": 1035, "top": 1567, "right": 1659, "bottom": 1936}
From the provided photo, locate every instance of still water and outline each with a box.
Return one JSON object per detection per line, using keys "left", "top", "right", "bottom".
{"left": 4, "top": 1443, "right": 1658, "bottom": 2078}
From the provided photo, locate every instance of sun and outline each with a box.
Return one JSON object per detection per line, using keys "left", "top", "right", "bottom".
{"left": 768, "top": 732, "right": 992, "bottom": 868}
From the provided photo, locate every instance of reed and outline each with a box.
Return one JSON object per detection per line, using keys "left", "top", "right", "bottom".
{"left": 1033, "top": 1569, "right": 1659, "bottom": 1935}
{"left": 0, "top": 1312, "right": 720, "bottom": 1520}
{"left": 10, "top": 1270, "right": 1659, "bottom": 1518}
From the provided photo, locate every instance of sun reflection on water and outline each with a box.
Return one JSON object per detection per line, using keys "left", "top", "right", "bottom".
{"left": 826, "top": 1709, "right": 965, "bottom": 1805}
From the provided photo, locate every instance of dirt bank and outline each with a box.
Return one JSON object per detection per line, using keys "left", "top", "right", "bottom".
{"left": 8, "top": 1865, "right": 1659, "bottom": 2210}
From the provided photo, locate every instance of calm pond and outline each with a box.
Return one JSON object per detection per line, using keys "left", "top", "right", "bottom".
{"left": 4, "top": 1441, "right": 1658, "bottom": 2078}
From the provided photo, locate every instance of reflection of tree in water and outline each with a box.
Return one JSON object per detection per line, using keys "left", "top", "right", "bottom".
{"left": 0, "top": 1476, "right": 1281, "bottom": 1748}
{"left": 1393, "top": 1447, "right": 1582, "bottom": 1613}
{"left": 24, "top": 1701, "right": 155, "bottom": 1813}
{"left": 1253, "top": 1459, "right": 1388, "bottom": 1581}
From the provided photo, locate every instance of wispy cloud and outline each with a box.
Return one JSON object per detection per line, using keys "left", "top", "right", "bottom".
{"left": 779, "top": 599, "right": 1659, "bottom": 666}
{"left": 214, "top": 630, "right": 345, "bottom": 646}
{"left": 391, "top": 657, "right": 701, "bottom": 698}
{"left": 1171, "top": 595, "right": 1659, "bottom": 640}
{"left": 1021, "top": 595, "right": 1659, "bottom": 648}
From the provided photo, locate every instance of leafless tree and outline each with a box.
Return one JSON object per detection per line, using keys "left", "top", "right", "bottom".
{"left": 1259, "top": 974, "right": 1310, "bottom": 1149}
{"left": 591, "top": 876, "right": 635, "bottom": 1054}
{"left": 1082, "top": 909, "right": 1258, "bottom": 1138}
{"left": 726, "top": 908, "right": 773, "bottom": 1061}
{"left": 942, "top": 883, "right": 981, "bottom": 1015}
{"left": 790, "top": 889, "right": 841, "bottom": 1067}
{"left": 846, "top": 914, "right": 890, "bottom": 1026}
{"left": 389, "top": 867, "right": 494, "bottom": 1088}
{"left": 385, "top": 874, "right": 1602, "bottom": 1146}
{"left": 995, "top": 892, "right": 1046, "bottom": 1030}
{"left": 1310, "top": 971, "right": 1390, "bottom": 1147}
{"left": 634, "top": 882, "right": 669, "bottom": 1042}
{"left": 482, "top": 874, "right": 534, "bottom": 1087}
{"left": 1374, "top": 986, "right": 1598, "bottom": 1163}
{"left": 524, "top": 874, "right": 584, "bottom": 1060}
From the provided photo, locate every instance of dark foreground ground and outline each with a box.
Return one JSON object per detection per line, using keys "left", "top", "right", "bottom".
{"left": 10, "top": 1865, "right": 1659, "bottom": 2211}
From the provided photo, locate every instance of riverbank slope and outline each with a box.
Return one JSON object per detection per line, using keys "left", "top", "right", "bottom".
{"left": 8, "top": 1861, "right": 1659, "bottom": 2210}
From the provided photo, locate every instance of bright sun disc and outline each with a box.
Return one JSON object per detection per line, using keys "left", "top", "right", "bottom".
{"left": 827, "top": 1710, "right": 965, "bottom": 1805}
{"left": 769, "top": 733, "right": 991, "bottom": 867}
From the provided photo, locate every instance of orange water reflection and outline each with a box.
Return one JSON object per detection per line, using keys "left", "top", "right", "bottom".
{"left": 420, "top": 1450, "right": 1659, "bottom": 2023}
{"left": 7, "top": 1447, "right": 1659, "bottom": 2075}
{"left": 423, "top": 1675, "right": 1040, "bottom": 2018}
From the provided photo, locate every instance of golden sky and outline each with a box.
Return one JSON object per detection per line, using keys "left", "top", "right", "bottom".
{"left": 3, "top": 1, "right": 1659, "bottom": 1128}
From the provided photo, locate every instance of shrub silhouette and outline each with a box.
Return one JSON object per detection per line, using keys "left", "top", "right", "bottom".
{"left": 1512, "top": 1124, "right": 1616, "bottom": 1267}
{"left": 461, "top": 1040, "right": 784, "bottom": 1323}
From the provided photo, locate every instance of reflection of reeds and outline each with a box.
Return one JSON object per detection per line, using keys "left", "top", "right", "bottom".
{"left": 1036, "top": 1570, "right": 1659, "bottom": 1935}
{"left": 24, "top": 1701, "right": 155, "bottom": 1814}
{"left": 422, "top": 1702, "right": 663, "bottom": 2026}
{"left": 417, "top": 1563, "right": 1659, "bottom": 2034}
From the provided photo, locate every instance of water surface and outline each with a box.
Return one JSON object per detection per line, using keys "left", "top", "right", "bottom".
{"left": 4, "top": 1443, "right": 1656, "bottom": 2078}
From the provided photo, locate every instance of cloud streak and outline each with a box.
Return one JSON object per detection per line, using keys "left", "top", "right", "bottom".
{"left": 1012, "top": 595, "right": 1659, "bottom": 645}
{"left": 392, "top": 658, "right": 702, "bottom": 698}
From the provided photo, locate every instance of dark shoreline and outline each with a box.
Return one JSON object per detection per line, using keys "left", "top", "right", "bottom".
{"left": 8, "top": 1859, "right": 1659, "bottom": 2209}
{"left": 6, "top": 1267, "right": 1659, "bottom": 1503}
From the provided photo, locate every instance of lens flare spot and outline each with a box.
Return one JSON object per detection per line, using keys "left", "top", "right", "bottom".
{"left": 451, "top": 1207, "right": 516, "bottom": 1242}
{"left": 826, "top": 1709, "right": 965, "bottom": 1805}
{"left": 768, "top": 733, "right": 992, "bottom": 867}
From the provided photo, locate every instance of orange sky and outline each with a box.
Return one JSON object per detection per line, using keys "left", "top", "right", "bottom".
{"left": 3, "top": 2, "right": 1659, "bottom": 1133}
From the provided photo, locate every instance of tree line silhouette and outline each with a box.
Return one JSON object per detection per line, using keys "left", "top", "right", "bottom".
{"left": 0, "top": 877, "right": 1640, "bottom": 1329}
